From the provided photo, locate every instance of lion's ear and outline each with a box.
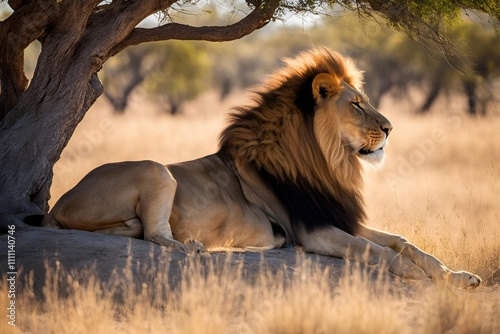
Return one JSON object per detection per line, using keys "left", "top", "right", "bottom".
{"left": 312, "top": 73, "right": 342, "bottom": 103}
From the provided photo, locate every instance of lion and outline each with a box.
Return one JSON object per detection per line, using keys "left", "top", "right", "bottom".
{"left": 38, "top": 47, "right": 481, "bottom": 288}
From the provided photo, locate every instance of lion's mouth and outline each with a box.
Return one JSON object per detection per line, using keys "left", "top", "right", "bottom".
{"left": 358, "top": 147, "right": 383, "bottom": 155}
{"left": 356, "top": 147, "right": 385, "bottom": 164}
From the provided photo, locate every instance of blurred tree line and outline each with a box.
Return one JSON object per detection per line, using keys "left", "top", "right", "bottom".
{"left": 321, "top": 16, "right": 499, "bottom": 115}
{"left": 101, "top": 41, "right": 211, "bottom": 114}
{"left": 24, "top": 12, "right": 498, "bottom": 116}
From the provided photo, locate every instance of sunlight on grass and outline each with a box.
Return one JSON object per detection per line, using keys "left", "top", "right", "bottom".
{"left": 1, "top": 252, "right": 499, "bottom": 333}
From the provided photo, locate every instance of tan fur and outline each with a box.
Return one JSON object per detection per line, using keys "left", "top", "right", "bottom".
{"left": 44, "top": 48, "right": 481, "bottom": 288}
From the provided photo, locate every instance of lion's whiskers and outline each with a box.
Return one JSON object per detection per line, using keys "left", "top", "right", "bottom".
{"left": 343, "top": 140, "right": 365, "bottom": 155}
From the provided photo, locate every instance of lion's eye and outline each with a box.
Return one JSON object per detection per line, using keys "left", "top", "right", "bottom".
{"left": 352, "top": 102, "right": 364, "bottom": 112}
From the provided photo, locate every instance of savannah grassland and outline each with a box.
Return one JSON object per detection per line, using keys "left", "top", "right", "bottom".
{"left": 1, "top": 89, "right": 500, "bottom": 333}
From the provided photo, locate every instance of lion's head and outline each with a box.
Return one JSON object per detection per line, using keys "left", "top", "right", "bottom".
{"left": 219, "top": 47, "right": 392, "bottom": 236}
{"left": 312, "top": 71, "right": 392, "bottom": 167}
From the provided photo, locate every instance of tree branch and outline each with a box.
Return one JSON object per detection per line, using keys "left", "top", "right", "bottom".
{"left": 108, "top": 0, "right": 280, "bottom": 57}
{"left": 0, "top": 0, "right": 59, "bottom": 120}
{"left": 79, "top": 0, "right": 174, "bottom": 72}
{"left": 34, "top": 0, "right": 102, "bottom": 71}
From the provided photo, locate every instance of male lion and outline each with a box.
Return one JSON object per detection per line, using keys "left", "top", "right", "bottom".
{"left": 39, "top": 48, "right": 481, "bottom": 288}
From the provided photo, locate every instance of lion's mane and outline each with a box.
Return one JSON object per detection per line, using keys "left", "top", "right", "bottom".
{"left": 219, "top": 48, "right": 366, "bottom": 235}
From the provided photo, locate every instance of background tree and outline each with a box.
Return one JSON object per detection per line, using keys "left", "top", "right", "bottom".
{"left": 423, "top": 21, "right": 500, "bottom": 115}
{"left": 142, "top": 41, "right": 211, "bottom": 115}
{"left": 303, "top": 14, "right": 500, "bottom": 113}
{"left": 101, "top": 41, "right": 211, "bottom": 114}
{"left": 0, "top": 0, "right": 499, "bottom": 227}
{"left": 208, "top": 13, "right": 500, "bottom": 113}
{"left": 100, "top": 46, "right": 153, "bottom": 113}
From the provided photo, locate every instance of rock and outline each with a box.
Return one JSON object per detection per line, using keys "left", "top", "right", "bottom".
{"left": 1, "top": 227, "right": 378, "bottom": 300}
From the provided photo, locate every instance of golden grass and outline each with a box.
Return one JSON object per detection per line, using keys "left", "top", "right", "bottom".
{"left": 1, "top": 253, "right": 498, "bottom": 334}
{"left": 364, "top": 93, "right": 500, "bottom": 281}
{"left": 2, "top": 90, "right": 498, "bottom": 333}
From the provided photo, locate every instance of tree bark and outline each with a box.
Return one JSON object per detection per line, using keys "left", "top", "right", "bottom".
{"left": 0, "top": 0, "right": 59, "bottom": 120}
{"left": 0, "top": 0, "right": 100, "bottom": 217}
{"left": 0, "top": 0, "right": 280, "bottom": 227}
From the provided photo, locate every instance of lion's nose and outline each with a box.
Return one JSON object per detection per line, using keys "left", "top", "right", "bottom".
{"left": 381, "top": 124, "right": 393, "bottom": 137}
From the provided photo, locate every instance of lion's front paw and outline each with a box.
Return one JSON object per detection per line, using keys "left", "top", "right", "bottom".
{"left": 446, "top": 271, "right": 482, "bottom": 289}
{"left": 384, "top": 248, "right": 427, "bottom": 280}
{"left": 183, "top": 239, "right": 204, "bottom": 255}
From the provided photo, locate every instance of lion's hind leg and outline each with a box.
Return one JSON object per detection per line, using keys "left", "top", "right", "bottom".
{"left": 41, "top": 213, "right": 62, "bottom": 228}
{"left": 94, "top": 218, "right": 144, "bottom": 238}
{"left": 137, "top": 163, "right": 203, "bottom": 254}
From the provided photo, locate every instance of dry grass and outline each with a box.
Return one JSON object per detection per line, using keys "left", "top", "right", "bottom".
{"left": 1, "top": 253, "right": 498, "bottom": 334}
{"left": 364, "top": 93, "right": 500, "bottom": 281}
{"left": 1, "top": 90, "right": 499, "bottom": 333}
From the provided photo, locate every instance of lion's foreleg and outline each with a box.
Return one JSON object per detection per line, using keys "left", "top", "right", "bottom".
{"left": 358, "top": 225, "right": 481, "bottom": 288}
{"left": 358, "top": 225, "right": 446, "bottom": 275}
{"left": 298, "top": 227, "right": 427, "bottom": 279}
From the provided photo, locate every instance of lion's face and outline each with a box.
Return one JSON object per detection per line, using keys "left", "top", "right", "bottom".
{"left": 312, "top": 73, "right": 393, "bottom": 165}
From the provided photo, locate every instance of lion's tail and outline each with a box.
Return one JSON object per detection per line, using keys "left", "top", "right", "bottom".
{"left": 23, "top": 214, "right": 44, "bottom": 227}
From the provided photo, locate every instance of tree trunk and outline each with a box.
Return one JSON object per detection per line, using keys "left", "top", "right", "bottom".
{"left": 0, "top": 0, "right": 104, "bottom": 220}
{"left": 0, "top": 73, "right": 102, "bottom": 215}
{"left": 419, "top": 66, "right": 449, "bottom": 114}
{"left": 0, "top": 45, "right": 104, "bottom": 215}
{"left": 0, "top": 0, "right": 280, "bottom": 229}
{"left": 0, "top": 0, "right": 159, "bottom": 222}
{"left": 462, "top": 79, "right": 478, "bottom": 116}
{"left": 102, "top": 48, "right": 147, "bottom": 113}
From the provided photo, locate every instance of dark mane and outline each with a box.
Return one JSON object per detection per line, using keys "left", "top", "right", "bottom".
{"left": 256, "top": 168, "right": 364, "bottom": 235}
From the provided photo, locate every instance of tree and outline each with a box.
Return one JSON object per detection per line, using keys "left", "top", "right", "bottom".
{"left": 421, "top": 21, "right": 500, "bottom": 115}
{"left": 101, "top": 41, "right": 211, "bottom": 114}
{"left": 308, "top": 14, "right": 500, "bottom": 113}
{"left": 100, "top": 46, "right": 153, "bottom": 113}
{"left": 142, "top": 41, "right": 211, "bottom": 115}
{"left": 0, "top": 0, "right": 499, "bottom": 227}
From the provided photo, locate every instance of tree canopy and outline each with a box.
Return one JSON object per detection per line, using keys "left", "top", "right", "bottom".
{"left": 1, "top": 0, "right": 499, "bottom": 120}
{"left": 0, "top": 0, "right": 499, "bottom": 220}
{"left": 99, "top": 13, "right": 500, "bottom": 116}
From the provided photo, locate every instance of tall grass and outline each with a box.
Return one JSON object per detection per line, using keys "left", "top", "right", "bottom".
{"left": 364, "top": 94, "right": 500, "bottom": 280}
{"left": 1, "top": 252, "right": 498, "bottom": 334}
{"left": 2, "top": 91, "right": 497, "bottom": 333}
